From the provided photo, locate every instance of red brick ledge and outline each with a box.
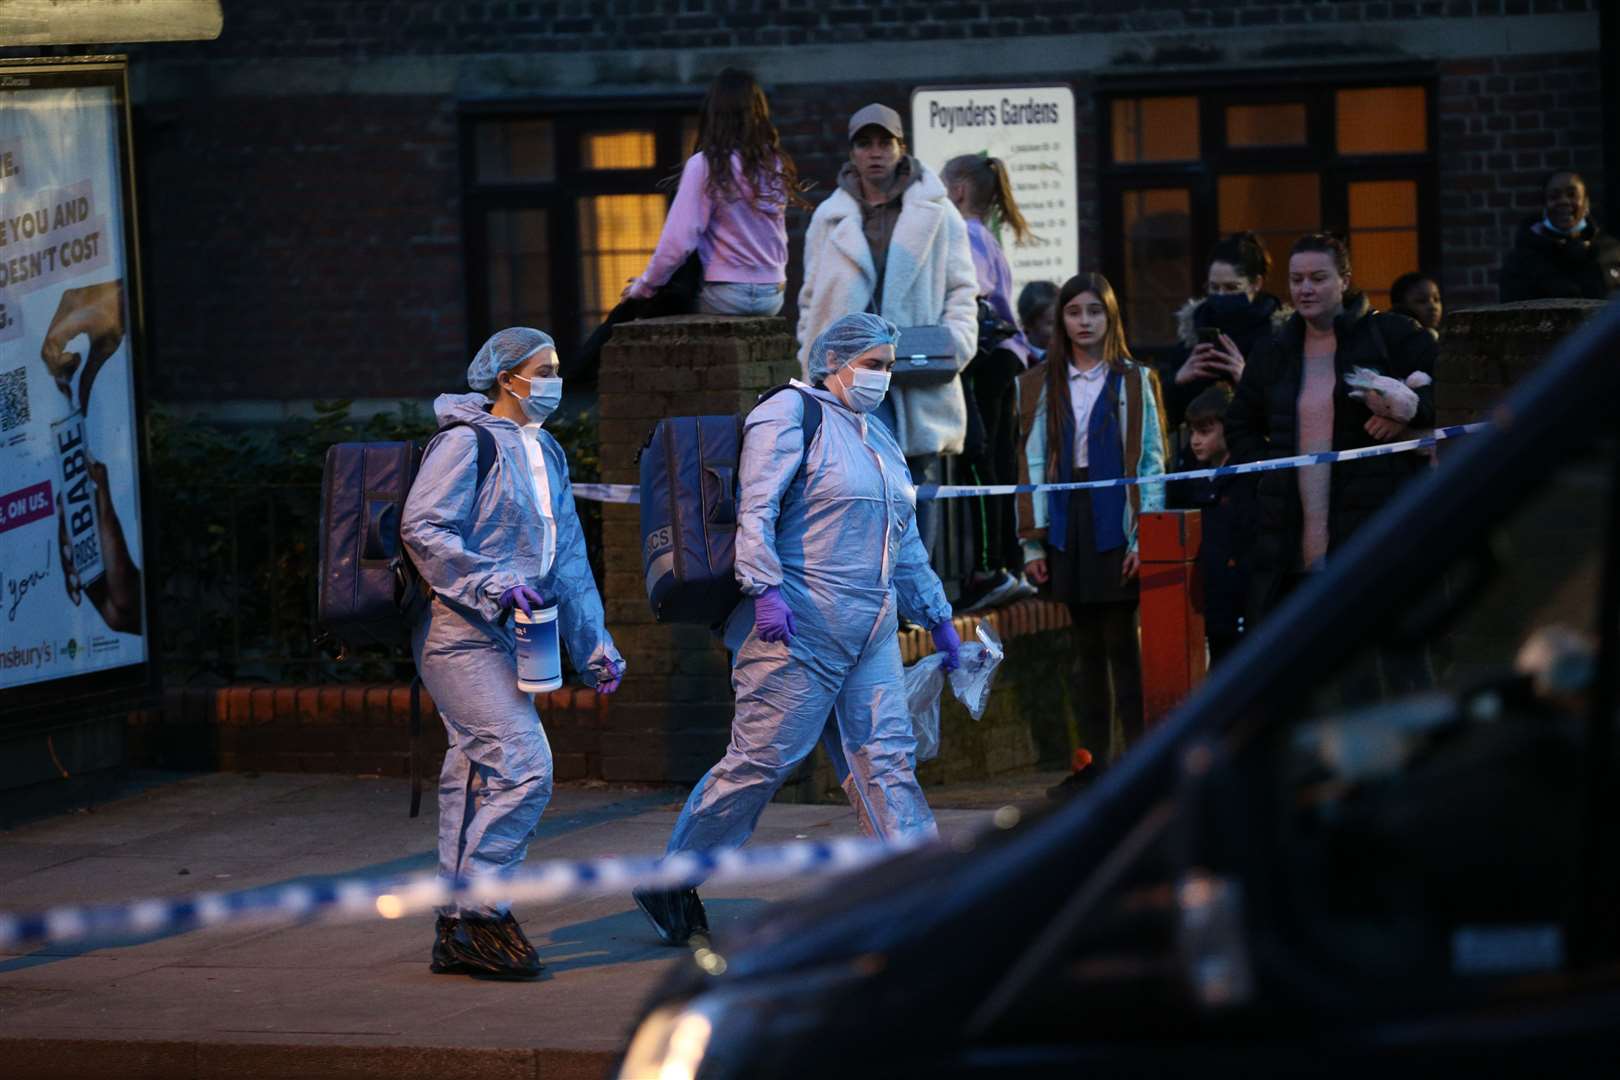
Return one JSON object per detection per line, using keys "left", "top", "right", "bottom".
{"left": 127, "top": 599, "right": 1071, "bottom": 778}
{"left": 899, "top": 597, "right": 1071, "bottom": 664}
{"left": 134, "top": 681, "right": 609, "bottom": 730}
{"left": 136, "top": 599, "right": 1070, "bottom": 730}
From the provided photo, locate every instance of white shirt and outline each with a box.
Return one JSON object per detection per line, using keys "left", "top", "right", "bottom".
{"left": 1069, "top": 362, "right": 1110, "bottom": 469}
{"left": 520, "top": 423, "right": 558, "bottom": 579}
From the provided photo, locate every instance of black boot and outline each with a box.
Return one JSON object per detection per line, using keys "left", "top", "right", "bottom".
{"left": 633, "top": 887, "right": 710, "bottom": 947}
{"left": 429, "top": 913, "right": 469, "bottom": 974}
{"left": 442, "top": 911, "right": 544, "bottom": 979}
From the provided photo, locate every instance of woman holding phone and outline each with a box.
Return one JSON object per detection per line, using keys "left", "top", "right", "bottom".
{"left": 1157, "top": 231, "right": 1288, "bottom": 430}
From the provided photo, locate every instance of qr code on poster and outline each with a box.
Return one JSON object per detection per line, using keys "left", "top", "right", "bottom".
{"left": 0, "top": 367, "right": 28, "bottom": 433}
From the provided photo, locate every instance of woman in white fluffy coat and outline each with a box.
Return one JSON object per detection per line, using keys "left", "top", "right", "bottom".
{"left": 795, "top": 160, "right": 979, "bottom": 458}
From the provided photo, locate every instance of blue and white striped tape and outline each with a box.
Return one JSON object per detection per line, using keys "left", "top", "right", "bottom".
{"left": 574, "top": 482, "right": 638, "bottom": 504}
{"left": 572, "top": 422, "right": 1487, "bottom": 505}
{"left": 0, "top": 835, "right": 913, "bottom": 951}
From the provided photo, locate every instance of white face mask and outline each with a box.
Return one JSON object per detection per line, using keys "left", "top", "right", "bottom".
{"left": 842, "top": 366, "right": 891, "bottom": 413}
{"left": 511, "top": 373, "right": 563, "bottom": 423}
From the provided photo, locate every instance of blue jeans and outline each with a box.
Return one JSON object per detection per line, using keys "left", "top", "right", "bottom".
{"left": 698, "top": 281, "right": 785, "bottom": 316}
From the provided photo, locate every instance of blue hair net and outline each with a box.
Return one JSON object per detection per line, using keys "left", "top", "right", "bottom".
{"left": 807, "top": 313, "right": 900, "bottom": 383}
{"left": 467, "top": 327, "right": 556, "bottom": 390}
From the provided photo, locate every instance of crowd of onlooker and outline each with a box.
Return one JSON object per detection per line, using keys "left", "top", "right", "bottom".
{"left": 613, "top": 67, "right": 1619, "bottom": 756}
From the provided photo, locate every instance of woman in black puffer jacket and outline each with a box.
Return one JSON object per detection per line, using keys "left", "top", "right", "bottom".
{"left": 1224, "top": 234, "right": 1438, "bottom": 620}
{"left": 1156, "top": 231, "right": 1290, "bottom": 430}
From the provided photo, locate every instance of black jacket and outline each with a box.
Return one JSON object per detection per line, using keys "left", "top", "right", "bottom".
{"left": 1499, "top": 217, "right": 1620, "bottom": 302}
{"left": 1223, "top": 293, "right": 1437, "bottom": 610}
{"left": 1154, "top": 292, "right": 1289, "bottom": 428}
{"left": 1168, "top": 470, "right": 1257, "bottom": 641}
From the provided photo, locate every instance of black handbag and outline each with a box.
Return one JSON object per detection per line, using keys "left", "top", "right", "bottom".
{"left": 889, "top": 324, "right": 959, "bottom": 386}
{"left": 567, "top": 252, "right": 704, "bottom": 383}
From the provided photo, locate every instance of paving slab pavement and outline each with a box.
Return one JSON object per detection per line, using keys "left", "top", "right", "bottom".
{"left": 0, "top": 772, "right": 1003, "bottom": 1078}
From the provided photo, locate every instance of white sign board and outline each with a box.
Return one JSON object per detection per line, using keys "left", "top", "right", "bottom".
{"left": 911, "top": 84, "right": 1079, "bottom": 316}
{"left": 0, "top": 63, "right": 147, "bottom": 690}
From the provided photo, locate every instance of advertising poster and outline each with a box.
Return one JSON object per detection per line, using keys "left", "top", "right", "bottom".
{"left": 0, "top": 62, "right": 146, "bottom": 691}
{"left": 910, "top": 84, "right": 1080, "bottom": 304}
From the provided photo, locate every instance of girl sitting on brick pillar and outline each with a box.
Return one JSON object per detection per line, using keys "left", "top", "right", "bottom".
{"left": 623, "top": 67, "right": 807, "bottom": 317}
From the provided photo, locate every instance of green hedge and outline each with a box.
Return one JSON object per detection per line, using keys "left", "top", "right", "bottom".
{"left": 147, "top": 401, "right": 600, "bottom": 685}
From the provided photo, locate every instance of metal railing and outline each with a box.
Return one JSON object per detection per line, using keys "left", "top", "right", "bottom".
{"left": 152, "top": 481, "right": 408, "bottom": 685}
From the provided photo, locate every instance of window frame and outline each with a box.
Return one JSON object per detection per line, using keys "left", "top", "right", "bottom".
{"left": 1098, "top": 65, "right": 1440, "bottom": 351}
{"left": 459, "top": 96, "right": 701, "bottom": 367}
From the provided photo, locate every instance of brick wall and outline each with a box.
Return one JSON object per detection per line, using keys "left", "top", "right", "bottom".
{"left": 125, "top": 599, "right": 1084, "bottom": 787}
{"left": 112, "top": 1, "right": 1598, "bottom": 60}
{"left": 122, "top": 48, "right": 1604, "bottom": 401}
{"left": 4, "top": 4, "right": 1589, "bottom": 401}
{"left": 137, "top": 94, "right": 464, "bottom": 401}
{"left": 126, "top": 681, "right": 612, "bottom": 781}
{"left": 1436, "top": 51, "right": 1608, "bottom": 308}
{"left": 595, "top": 315, "right": 801, "bottom": 783}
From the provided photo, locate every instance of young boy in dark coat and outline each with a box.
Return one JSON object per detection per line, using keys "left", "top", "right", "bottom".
{"left": 1168, "top": 385, "right": 1257, "bottom": 665}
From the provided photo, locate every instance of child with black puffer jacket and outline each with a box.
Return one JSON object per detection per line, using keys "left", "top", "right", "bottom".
{"left": 1167, "top": 384, "right": 1256, "bottom": 667}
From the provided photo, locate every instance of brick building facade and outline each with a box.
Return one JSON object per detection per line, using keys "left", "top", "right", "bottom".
{"left": 5, "top": 1, "right": 1609, "bottom": 408}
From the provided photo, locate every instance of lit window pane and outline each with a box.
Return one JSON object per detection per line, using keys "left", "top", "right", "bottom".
{"left": 1349, "top": 179, "right": 1421, "bottom": 311}
{"left": 1218, "top": 173, "right": 1321, "bottom": 287}
{"left": 475, "top": 120, "right": 555, "bottom": 182}
{"left": 1226, "top": 103, "right": 1307, "bottom": 148}
{"left": 1349, "top": 179, "right": 1418, "bottom": 229}
{"left": 487, "top": 210, "right": 551, "bottom": 332}
{"left": 1337, "top": 87, "right": 1427, "bottom": 155}
{"left": 1111, "top": 97, "right": 1199, "bottom": 163}
{"left": 577, "top": 194, "right": 667, "bottom": 334}
{"left": 1121, "top": 188, "right": 1193, "bottom": 347}
{"left": 582, "top": 130, "right": 657, "bottom": 170}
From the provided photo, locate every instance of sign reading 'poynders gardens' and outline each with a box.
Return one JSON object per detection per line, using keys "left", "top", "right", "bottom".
{"left": 910, "top": 84, "right": 1080, "bottom": 307}
{"left": 0, "top": 60, "right": 147, "bottom": 691}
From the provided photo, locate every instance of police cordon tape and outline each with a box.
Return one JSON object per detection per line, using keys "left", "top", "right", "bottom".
{"left": 0, "top": 835, "right": 917, "bottom": 951}
{"left": 572, "top": 422, "right": 1488, "bottom": 506}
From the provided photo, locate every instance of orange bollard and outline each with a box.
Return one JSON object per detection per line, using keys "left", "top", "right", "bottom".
{"left": 1137, "top": 510, "right": 1207, "bottom": 727}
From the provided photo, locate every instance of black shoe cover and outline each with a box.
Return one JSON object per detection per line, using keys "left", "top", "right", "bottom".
{"left": 441, "top": 911, "right": 544, "bottom": 979}
{"left": 429, "top": 914, "right": 469, "bottom": 974}
{"left": 633, "top": 887, "right": 710, "bottom": 947}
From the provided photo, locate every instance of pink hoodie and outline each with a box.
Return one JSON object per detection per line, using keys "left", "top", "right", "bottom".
{"left": 628, "top": 152, "right": 788, "bottom": 297}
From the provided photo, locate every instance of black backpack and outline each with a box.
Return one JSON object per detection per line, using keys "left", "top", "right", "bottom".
{"left": 638, "top": 385, "right": 822, "bottom": 627}
{"left": 317, "top": 423, "right": 496, "bottom": 655}
{"left": 316, "top": 422, "right": 495, "bottom": 817}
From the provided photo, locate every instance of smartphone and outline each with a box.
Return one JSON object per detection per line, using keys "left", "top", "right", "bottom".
{"left": 1195, "top": 326, "right": 1222, "bottom": 346}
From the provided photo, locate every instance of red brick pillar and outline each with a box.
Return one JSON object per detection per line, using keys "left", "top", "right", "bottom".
{"left": 1137, "top": 510, "right": 1206, "bottom": 726}
{"left": 596, "top": 315, "right": 800, "bottom": 782}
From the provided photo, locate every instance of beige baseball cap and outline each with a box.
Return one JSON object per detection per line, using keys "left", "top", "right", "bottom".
{"left": 847, "top": 103, "right": 904, "bottom": 143}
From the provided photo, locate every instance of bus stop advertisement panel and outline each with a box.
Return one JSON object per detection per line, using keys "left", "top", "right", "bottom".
{"left": 0, "top": 59, "right": 150, "bottom": 762}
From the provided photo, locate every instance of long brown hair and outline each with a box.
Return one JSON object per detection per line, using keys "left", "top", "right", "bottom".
{"left": 1043, "top": 273, "right": 1133, "bottom": 467}
{"left": 693, "top": 67, "right": 811, "bottom": 209}
{"left": 942, "top": 153, "right": 1033, "bottom": 245}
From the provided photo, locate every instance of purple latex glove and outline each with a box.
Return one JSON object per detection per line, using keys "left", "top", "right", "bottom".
{"left": 597, "top": 660, "right": 623, "bottom": 695}
{"left": 500, "top": 584, "right": 545, "bottom": 619}
{"left": 754, "top": 586, "right": 796, "bottom": 644}
{"left": 931, "top": 620, "right": 962, "bottom": 673}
